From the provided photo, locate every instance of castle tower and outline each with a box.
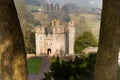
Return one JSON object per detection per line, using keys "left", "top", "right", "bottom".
{"left": 52, "top": 19, "right": 66, "bottom": 55}
{"left": 68, "top": 20, "right": 75, "bottom": 54}
{"left": 35, "top": 27, "right": 45, "bottom": 56}
{"left": 52, "top": 19, "right": 60, "bottom": 27}
{"left": 35, "top": 19, "right": 75, "bottom": 57}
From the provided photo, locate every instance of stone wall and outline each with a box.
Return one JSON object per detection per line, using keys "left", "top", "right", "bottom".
{"left": 52, "top": 33, "right": 66, "bottom": 55}
{"left": 35, "top": 19, "right": 75, "bottom": 56}
{"left": 68, "top": 21, "right": 75, "bottom": 54}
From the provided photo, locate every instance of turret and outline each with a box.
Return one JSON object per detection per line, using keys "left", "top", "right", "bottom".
{"left": 68, "top": 20, "right": 75, "bottom": 54}
{"left": 52, "top": 19, "right": 60, "bottom": 27}
{"left": 68, "top": 20, "right": 74, "bottom": 27}
{"left": 35, "top": 26, "right": 45, "bottom": 34}
{"left": 35, "top": 26, "right": 45, "bottom": 56}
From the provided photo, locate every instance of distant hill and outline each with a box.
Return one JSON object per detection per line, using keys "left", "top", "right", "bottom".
{"left": 46, "top": 0, "right": 102, "bottom": 8}
{"left": 22, "top": 0, "right": 102, "bottom": 9}
{"left": 25, "top": 0, "right": 46, "bottom": 6}
{"left": 20, "top": 0, "right": 102, "bottom": 14}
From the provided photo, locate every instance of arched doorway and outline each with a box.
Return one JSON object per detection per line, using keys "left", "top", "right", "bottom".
{"left": 47, "top": 48, "right": 51, "bottom": 56}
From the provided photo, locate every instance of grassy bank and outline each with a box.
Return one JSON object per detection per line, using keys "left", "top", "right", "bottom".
{"left": 27, "top": 57, "right": 42, "bottom": 74}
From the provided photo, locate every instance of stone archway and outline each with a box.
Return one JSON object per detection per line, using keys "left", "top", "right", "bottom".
{"left": 47, "top": 48, "right": 51, "bottom": 56}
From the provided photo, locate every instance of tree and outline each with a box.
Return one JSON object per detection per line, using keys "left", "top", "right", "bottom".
{"left": 94, "top": 0, "right": 120, "bottom": 80}
{"left": 14, "top": 0, "right": 39, "bottom": 54}
{"left": 54, "top": 3, "right": 60, "bottom": 11}
{"left": 50, "top": 3, "right": 54, "bottom": 11}
{"left": 74, "top": 31, "right": 97, "bottom": 54}
{"left": 61, "top": 5, "right": 69, "bottom": 14}
{"left": 25, "top": 0, "right": 46, "bottom": 6}
{"left": 43, "top": 2, "right": 49, "bottom": 14}
{"left": 62, "top": 14, "right": 71, "bottom": 22}
{"left": 0, "top": 0, "right": 28, "bottom": 80}
{"left": 26, "top": 31, "right": 36, "bottom": 54}
{"left": 61, "top": 3, "right": 79, "bottom": 14}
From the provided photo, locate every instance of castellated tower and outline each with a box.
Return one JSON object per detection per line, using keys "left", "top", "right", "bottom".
{"left": 35, "top": 19, "right": 75, "bottom": 56}
{"left": 68, "top": 21, "right": 75, "bottom": 54}
{"left": 35, "top": 27, "right": 45, "bottom": 56}
{"left": 52, "top": 19, "right": 66, "bottom": 55}
{"left": 52, "top": 19, "right": 60, "bottom": 27}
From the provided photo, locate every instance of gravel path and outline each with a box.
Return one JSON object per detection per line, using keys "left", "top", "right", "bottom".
{"left": 28, "top": 56, "right": 51, "bottom": 80}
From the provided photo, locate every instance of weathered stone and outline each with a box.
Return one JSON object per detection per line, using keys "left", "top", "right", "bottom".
{"left": 35, "top": 19, "right": 75, "bottom": 56}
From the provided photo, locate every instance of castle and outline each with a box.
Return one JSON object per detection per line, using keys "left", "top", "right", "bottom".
{"left": 35, "top": 19, "right": 75, "bottom": 56}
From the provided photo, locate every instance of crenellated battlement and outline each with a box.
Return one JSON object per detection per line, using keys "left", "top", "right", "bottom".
{"left": 35, "top": 26, "right": 45, "bottom": 34}
{"left": 35, "top": 19, "right": 75, "bottom": 34}
{"left": 52, "top": 19, "right": 60, "bottom": 27}
{"left": 68, "top": 20, "right": 74, "bottom": 27}
{"left": 35, "top": 19, "right": 75, "bottom": 56}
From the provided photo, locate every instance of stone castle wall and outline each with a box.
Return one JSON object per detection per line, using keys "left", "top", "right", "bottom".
{"left": 35, "top": 19, "right": 75, "bottom": 56}
{"left": 52, "top": 33, "right": 66, "bottom": 55}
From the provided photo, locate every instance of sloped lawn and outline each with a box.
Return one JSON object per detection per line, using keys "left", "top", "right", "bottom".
{"left": 27, "top": 57, "right": 42, "bottom": 74}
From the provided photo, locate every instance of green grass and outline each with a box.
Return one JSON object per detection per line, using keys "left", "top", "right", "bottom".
{"left": 27, "top": 57, "right": 42, "bottom": 74}
{"left": 27, "top": 5, "right": 40, "bottom": 11}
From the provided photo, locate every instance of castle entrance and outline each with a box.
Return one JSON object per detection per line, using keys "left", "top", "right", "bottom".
{"left": 47, "top": 48, "right": 51, "bottom": 56}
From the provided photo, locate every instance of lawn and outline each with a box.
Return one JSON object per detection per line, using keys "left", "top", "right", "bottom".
{"left": 27, "top": 5, "right": 40, "bottom": 11}
{"left": 27, "top": 57, "right": 42, "bottom": 74}
{"left": 0, "top": 57, "right": 42, "bottom": 74}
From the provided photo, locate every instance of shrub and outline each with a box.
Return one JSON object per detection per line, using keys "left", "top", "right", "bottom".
{"left": 74, "top": 31, "right": 97, "bottom": 54}
{"left": 42, "top": 53, "right": 96, "bottom": 80}
{"left": 118, "top": 66, "right": 120, "bottom": 80}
